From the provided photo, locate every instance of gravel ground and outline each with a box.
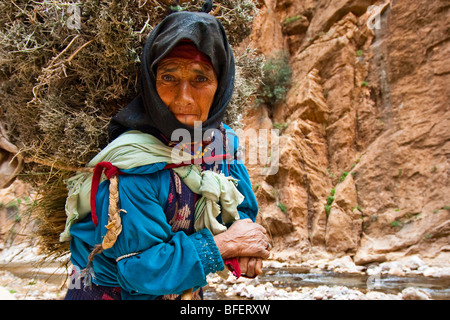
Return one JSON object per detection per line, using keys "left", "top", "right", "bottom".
{"left": 0, "top": 242, "right": 69, "bottom": 300}
{"left": 0, "top": 269, "right": 67, "bottom": 300}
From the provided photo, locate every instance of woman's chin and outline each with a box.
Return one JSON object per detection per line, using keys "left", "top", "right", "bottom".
{"left": 175, "top": 114, "right": 203, "bottom": 127}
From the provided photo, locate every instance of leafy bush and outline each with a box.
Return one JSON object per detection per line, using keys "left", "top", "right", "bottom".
{"left": 256, "top": 51, "right": 292, "bottom": 111}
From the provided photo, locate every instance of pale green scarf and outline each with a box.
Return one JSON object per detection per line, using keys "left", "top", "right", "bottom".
{"left": 60, "top": 130, "right": 243, "bottom": 242}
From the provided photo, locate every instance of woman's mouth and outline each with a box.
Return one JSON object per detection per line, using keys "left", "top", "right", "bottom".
{"left": 174, "top": 113, "right": 201, "bottom": 126}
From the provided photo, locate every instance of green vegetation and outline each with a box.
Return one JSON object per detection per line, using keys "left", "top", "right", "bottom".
{"left": 324, "top": 188, "right": 336, "bottom": 216}
{"left": 391, "top": 221, "right": 402, "bottom": 228}
{"left": 339, "top": 171, "right": 349, "bottom": 182}
{"left": 273, "top": 122, "right": 289, "bottom": 134}
{"left": 325, "top": 204, "right": 332, "bottom": 216}
{"left": 282, "top": 14, "right": 306, "bottom": 27}
{"left": 327, "top": 196, "right": 335, "bottom": 206}
{"left": 278, "top": 202, "right": 287, "bottom": 213}
{"left": 256, "top": 51, "right": 293, "bottom": 110}
{"left": 273, "top": 122, "right": 288, "bottom": 131}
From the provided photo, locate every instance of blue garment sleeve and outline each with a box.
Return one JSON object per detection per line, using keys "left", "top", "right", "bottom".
{"left": 94, "top": 170, "right": 224, "bottom": 298}
{"left": 222, "top": 124, "right": 259, "bottom": 222}
{"left": 230, "top": 162, "right": 258, "bottom": 222}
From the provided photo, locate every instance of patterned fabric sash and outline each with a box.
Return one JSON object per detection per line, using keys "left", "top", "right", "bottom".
{"left": 158, "top": 169, "right": 204, "bottom": 300}
{"left": 165, "top": 169, "right": 198, "bottom": 235}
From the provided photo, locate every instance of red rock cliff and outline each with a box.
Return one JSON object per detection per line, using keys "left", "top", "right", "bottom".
{"left": 243, "top": 0, "right": 450, "bottom": 264}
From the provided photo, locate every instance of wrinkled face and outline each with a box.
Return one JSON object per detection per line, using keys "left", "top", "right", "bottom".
{"left": 156, "top": 58, "right": 218, "bottom": 127}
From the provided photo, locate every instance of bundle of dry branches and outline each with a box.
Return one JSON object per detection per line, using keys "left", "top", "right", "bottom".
{"left": 0, "top": 0, "right": 263, "bottom": 258}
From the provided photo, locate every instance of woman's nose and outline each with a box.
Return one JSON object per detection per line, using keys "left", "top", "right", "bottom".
{"left": 174, "top": 81, "right": 195, "bottom": 107}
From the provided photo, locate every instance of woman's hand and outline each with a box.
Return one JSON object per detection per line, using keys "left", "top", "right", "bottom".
{"left": 213, "top": 219, "right": 271, "bottom": 260}
{"left": 238, "top": 256, "right": 263, "bottom": 278}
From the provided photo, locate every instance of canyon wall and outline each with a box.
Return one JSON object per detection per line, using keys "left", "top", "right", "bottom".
{"left": 243, "top": 0, "right": 450, "bottom": 264}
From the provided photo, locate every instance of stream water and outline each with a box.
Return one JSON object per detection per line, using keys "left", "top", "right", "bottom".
{"left": 204, "top": 266, "right": 450, "bottom": 300}
{"left": 1, "top": 263, "right": 449, "bottom": 300}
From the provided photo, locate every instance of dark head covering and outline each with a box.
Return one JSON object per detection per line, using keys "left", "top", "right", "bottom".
{"left": 108, "top": 11, "right": 235, "bottom": 141}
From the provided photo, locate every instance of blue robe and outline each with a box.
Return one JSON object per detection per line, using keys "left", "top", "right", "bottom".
{"left": 68, "top": 125, "right": 258, "bottom": 299}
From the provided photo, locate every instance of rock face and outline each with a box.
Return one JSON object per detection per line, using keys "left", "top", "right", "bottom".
{"left": 244, "top": 0, "right": 450, "bottom": 264}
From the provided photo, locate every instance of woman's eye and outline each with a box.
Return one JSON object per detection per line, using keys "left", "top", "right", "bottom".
{"left": 162, "top": 75, "right": 175, "bottom": 81}
{"left": 195, "top": 76, "right": 208, "bottom": 82}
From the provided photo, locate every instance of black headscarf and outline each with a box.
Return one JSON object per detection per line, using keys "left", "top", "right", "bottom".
{"left": 108, "top": 11, "right": 235, "bottom": 141}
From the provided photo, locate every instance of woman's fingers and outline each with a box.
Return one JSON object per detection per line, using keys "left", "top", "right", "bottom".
{"left": 214, "top": 219, "right": 271, "bottom": 259}
{"left": 255, "top": 258, "right": 263, "bottom": 275}
{"left": 236, "top": 235, "right": 270, "bottom": 258}
{"left": 238, "top": 256, "right": 249, "bottom": 275}
{"left": 246, "top": 257, "right": 257, "bottom": 277}
{"left": 238, "top": 220, "right": 271, "bottom": 258}
{"left": 238, "top": 257, "right": 263, "bottom": 278}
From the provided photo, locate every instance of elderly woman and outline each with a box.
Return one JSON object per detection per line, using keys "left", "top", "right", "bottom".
{"left": 63, "top": 10, "right": 270, "bottom": 300}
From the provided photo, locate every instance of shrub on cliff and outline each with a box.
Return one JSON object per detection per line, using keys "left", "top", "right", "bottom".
{"left": 256, "top": 50, "right": 292, "bottom": 112}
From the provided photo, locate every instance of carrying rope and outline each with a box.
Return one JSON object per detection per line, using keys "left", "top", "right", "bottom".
{"left": 90, "top": 161, "right": 123, "bottom": 227}
{"left": 83, "top": 162, "right": 125, "bottom": 287}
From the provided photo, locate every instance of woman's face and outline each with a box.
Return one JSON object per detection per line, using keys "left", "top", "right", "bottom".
{"left": 156, "top": 58, "right": 218, "bottom": 127}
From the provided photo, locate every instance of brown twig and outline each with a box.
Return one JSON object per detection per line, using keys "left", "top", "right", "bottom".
{"left": 23, "top": 156, "right": 93, "bottom": 173}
